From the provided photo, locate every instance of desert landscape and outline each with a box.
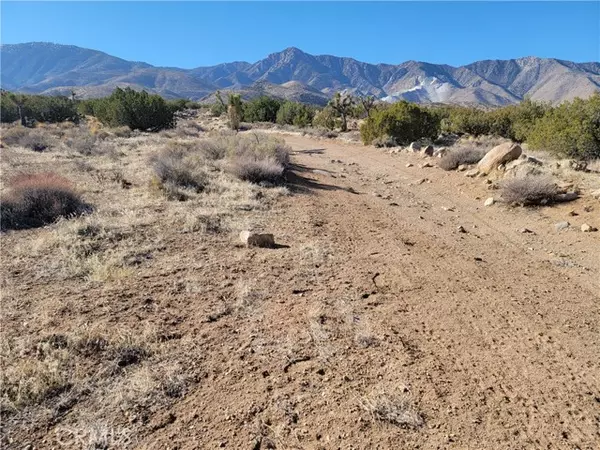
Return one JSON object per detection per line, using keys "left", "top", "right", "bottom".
{"left": 1, "top": 104, "right": 599, "bottom": 448}
{"left": 1, "top": 1, "right": 600, "bottom": 446}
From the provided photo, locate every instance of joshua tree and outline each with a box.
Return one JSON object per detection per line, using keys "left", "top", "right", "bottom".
{"left": 360, "top": 95, "right": 375, "bottom": 118}
{"left": 228, "top": 93, "right": 243, "bottom": 131}
{"left": 328, "top": 92, "right": 355, "bottom": 132}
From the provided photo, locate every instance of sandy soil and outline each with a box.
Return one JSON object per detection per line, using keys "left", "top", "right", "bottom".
{"left": 2, "top": 132, "right": 599, "bottom": 449}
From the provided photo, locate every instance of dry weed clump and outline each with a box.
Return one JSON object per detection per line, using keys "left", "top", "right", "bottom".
{"left": 226, "top": 133, "right": 291, "bottom": 184}
{"left": 1, "top": 173, "right": 88, "bottom": 230}
{"left": 361, "top": 390, "right": 424, "bottom": 428}
{"left": 438, "top": 147, "right": 487, "bottom": 171}
{"left": 150, "top": 148, "right": 209, "bottom": 194}
{"left": 500, "top": 176, "right": 559, "bottom": 206}
{"left": 1, "top": 126, "right": 52, "bottom": 151}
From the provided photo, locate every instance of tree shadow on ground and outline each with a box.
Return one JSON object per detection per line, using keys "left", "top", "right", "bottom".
{"left": 285, "top": 163, "right": 359, "bottom": 195}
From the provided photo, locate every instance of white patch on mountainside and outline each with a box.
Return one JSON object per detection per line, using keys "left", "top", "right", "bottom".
{"left": 382, "top": 77, "right": 454, "bottom": 103}
{"left": 2, "top": 43, "right": 599, "bottom": 105}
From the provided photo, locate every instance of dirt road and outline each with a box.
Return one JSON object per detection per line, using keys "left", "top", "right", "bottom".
{"left": 139, "top": 135, "right": 599, "bottom": 449}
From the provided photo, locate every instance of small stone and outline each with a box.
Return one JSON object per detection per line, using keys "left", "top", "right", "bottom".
{"left": 484, "top": 197, "right": 495, "bottom": 207}
{"left": 406, "top": 163, "right": 413, "bottom": 168}
{"left": 567, "top": 210, "right": 578, "bottom": 216}
{"left": 465, "top": 169, "right": 479, "bottom": 177}
{"left": 581, "top": 223, "right": 597, "bottom": 232}
{"left": 591, "top": 189, "right": 600, "bottom": 200}
{"left": 457, "top": 225, "right": 467, "bottom": 233}
{"left": 554, "top": 221, "right": 570, "bottom": 232}
{"left": 240, "top": 231, "right": 275, "bottom": 248}
{"left": 457, "top": 164, "right": 467, "bottom": 172}
{"left": 519, "top": 228, "right": 534, "bottom": 234}
{"left": 420, "top": 162, "right": 433, "bottom": 168}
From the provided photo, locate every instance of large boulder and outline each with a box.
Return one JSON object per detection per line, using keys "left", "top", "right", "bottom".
{"left": 477, "top": 143, "right": 522, "bottom": 175}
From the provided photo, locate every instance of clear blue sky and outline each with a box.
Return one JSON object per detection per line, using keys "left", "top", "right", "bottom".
{"left": 1, "top": 2, "right": 599, "bottom": 68}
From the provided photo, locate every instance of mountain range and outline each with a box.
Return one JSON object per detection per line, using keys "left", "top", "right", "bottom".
{"left": 2, "top": 42, "right": 599, "bottom": 106}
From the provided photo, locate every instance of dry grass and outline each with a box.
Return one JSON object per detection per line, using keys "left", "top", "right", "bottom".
{"left": 501, "top": 176, "right": 559, "bottom": 206}
{"left": 438, "top": 147, "right": 487, "bottom": 171}
{"left": 2, "top": 126, "right": 52, "bottom": 151}
{"left": 361, "top": 390, "right": 424, "bottom": 428}
{"left": 0, "top": 119, "right": 296, "bottom": 446}
{"left": 1, "top": 172, "right": 89, "bottom": 230}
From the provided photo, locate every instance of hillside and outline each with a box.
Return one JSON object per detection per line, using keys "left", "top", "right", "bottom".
{"left": 1, "top": 42, "right": 599, "bottom": 105}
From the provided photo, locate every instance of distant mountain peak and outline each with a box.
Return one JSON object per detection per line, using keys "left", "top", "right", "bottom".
{"left": 2, "top": 42, "right": 599, "bottom": 105}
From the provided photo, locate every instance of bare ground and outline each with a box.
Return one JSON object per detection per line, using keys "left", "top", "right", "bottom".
{"left": 2, "top": 131, "right": 600, "bottom": 449}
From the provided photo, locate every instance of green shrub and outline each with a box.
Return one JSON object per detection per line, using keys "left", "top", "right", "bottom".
{"left": 243, "top": 96, "right": 283, "bottom": 123}
{"left": 361, "top": 101, "right": 440, "bottom": 145}
{"left": 312, "top": 107, "right": 338, "bottom": 130}
{"left": 276, "top": 101, "right": 314, "bottom": 127}
{"left": 1, "top": 92, "right": 80, "bottom": 124}
{"left": 527, "top": 94, "right": 600, "bottom": 159}
{"left": 0, "top": 93, "right": 20, "bottom": 123}
{"left": 85, "top": 88, "right": 175, "bottom": 131}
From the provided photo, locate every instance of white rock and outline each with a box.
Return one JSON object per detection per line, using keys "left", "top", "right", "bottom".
{"left": 581, "top": 223, "right": 597, "bottom": 232}
{"left": 406, "top": 163, "right": 413, "bottom": 168}
{"left": 484, "top": 197, "right": 495, "bottom": 206}
{"left": 240, "top": 231, "right": 275, "bottom": 248}
{"left": 465, "top": 169, "right": 479, "bottom": 178}
{"left": 554, "top": 221, "right": 570, "bottom": 232}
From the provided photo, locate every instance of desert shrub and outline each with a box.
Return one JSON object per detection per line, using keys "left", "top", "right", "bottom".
{"left": 175, "top": 119, "right": 204, "bottom": 137}
{"left": 111, "top": 126, "right": 133, "bottom": 138}
{"left": 312, "top": 107, "right": 338, "bottom": 130}
{"left": 197, "top": 139, "right": 228, "bottom": 160}
{"left": 361, "top": 101, "right": 440, "bottom": 145}
{"left": 210, "top": 102, "right": 226, "bottom": 117}
{"left": 65, "top": 131, "right": 98, "bottom": 156}
{"left": 85, "top": 88, "right": 176, "bottom": 131}
{"left": 527, "top": 94, "right": 600, "bottom": 160}
{"left": 229, "top": 133, "right": 290, "bottom": 166}
{"left": 500, "top": 176, "right": 559, "bottom": 206}
{"left": 276, "top": 101, "right": 315, "bottom": 128}
{"left": 230, "top": 158, "right": 285, "bottom": 184}
{"left": 150, "top": 148, "right": 208, "bottom": 193}
{"left": 1, "top": 127, "right": 51, "bottom": 151}
{"left": 243, "top": 96, "right": 283, "bottom": 123}
{"left": 222, "top": 132, "right": 290, "bottom": 184}
{"left": 438, "top": 147, "right": 486, "bottom": 171}
{"left": 1, "top": 173, "right": 88, "bottom": 230}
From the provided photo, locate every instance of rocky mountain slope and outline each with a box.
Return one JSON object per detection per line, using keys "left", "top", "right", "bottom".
{"left": 2, "top": 42, "right": 599, "bottom": 105}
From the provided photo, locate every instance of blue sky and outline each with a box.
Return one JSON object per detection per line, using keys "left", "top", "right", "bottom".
{"left": 1, "top": 2, "right": 598, "bottom": 68}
